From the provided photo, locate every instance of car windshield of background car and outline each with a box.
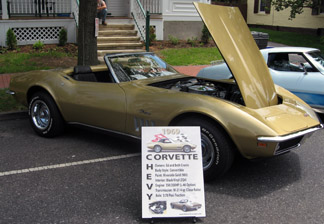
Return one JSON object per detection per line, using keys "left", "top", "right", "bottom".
{"left": 308, "top": 51, "right": 324, "bottom": 71}
{"left": 108, "top": 54, "right": 177, "bottom": 82}
{"left": 268, "top": 53, "right": 316, "bottom": 72}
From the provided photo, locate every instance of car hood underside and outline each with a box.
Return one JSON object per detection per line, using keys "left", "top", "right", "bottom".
{"left": 194, "top": 3, "right": 278, "bottom": 109}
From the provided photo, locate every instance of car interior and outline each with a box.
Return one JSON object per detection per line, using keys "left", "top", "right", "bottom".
{"left": 268, "top": 53, "right": 316, "bottom": 72}
{"left": 71, "top": 65, "right": 114, "bottom": 83}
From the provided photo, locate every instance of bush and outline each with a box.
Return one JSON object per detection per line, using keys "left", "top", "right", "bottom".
{"left": 201, "top": 24, "right": 211, "bottom": 45}
{"left": 59, "top": 28, "right": 67, "bottom": 46}
{"left": 149, "top": 26, "right": 156, "bottom": 46}
{"left": 6, "top": 28, "right": 17, "bottom": 50}
{"left": 320, "top": 36, "right": 324, "bottom": 45}
{"left": 187, "top": 37, "right": 198, "bottom": 47}
{"left": 168, "top": 35, "right": 179, "bottom": 45}
{"left": 33, "top": 40, "right": 44, "bottom": 50}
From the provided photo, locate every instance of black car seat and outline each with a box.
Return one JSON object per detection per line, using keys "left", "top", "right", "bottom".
{"left": 72, "top": 66, "right": 97, "bottom": 82}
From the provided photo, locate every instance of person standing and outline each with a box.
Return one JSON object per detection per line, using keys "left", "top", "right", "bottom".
{"left": 97, "top": 0, "right": 108, "bottom": 25}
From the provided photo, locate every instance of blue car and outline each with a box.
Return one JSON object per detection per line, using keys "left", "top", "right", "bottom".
{"left": 197, "top": 47, "right": 324, "bottom": 116}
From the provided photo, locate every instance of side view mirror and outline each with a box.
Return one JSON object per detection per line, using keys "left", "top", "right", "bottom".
{"left": 300, "top": 63, "right": 308, "bottom": 74}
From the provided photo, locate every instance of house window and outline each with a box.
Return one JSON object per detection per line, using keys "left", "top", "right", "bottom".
{"left": 254, "top": 0, "right": 271, "bottom": 14}
{"left": 320, "top": 0, "right": 324, "bottom": 13}
{"left": 259, "top": 0, "right": 266, "bottom": 12}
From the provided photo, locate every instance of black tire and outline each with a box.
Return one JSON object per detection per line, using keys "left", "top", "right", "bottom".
{"left": 153, "top": 145, "right": 162, "bottom": 153}
{"left": 182, "top": 205, "right": 187, "bottom": 212}
{"left": 182, "top": 145, "right": 191, "bottom": 153}
{"left": 176, "top": 117, "right": 234, "bottom": 181}
{"left": 28, "top": 91, "right": 65, "bottom": 137}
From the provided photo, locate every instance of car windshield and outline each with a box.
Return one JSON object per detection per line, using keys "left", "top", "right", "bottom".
{"left": 308, "top": 51, "right": 324, "bottom": 70}
{"left": 106, "top": 53, "right": 177, "bottom": 82}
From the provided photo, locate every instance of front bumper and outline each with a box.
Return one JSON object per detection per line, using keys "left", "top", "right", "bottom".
{"left": 257, "top": 124, "right": 323, "bottom": 155}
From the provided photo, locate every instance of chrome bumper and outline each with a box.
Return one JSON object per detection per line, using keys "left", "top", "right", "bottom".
{"left": 6, "top": 90, "right": 15, "bottom": 95}
{"left": 313, "top": 107, "right": 324, "bottom": 114}
{"left": 258, "top": 124, "right": 323, "bottom": 155}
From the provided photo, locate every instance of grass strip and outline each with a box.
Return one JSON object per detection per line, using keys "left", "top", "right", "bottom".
{"left": 158, "top": 47, "right": 222, "bottom": 66}
{"left": 0, "top": 51, "right": 73, "bottom": 74}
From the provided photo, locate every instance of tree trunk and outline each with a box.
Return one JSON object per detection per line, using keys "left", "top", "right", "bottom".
{"left": 78, "top": 0, "right": 98, "bottom": 66}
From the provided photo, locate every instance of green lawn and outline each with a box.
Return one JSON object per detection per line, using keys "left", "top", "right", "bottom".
{"left": 157, "top": 47, "right": 222, "bottom": 66}
{"left": 250, "top": 27, "right": 324, "bottom": 52}
{"left": 0, "top": 49, "right": 76, "bottom": 74}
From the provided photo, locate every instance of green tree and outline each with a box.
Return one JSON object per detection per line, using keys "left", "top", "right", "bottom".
{"left": 271, "top": 0, "right": 320, "bottom": 19}
{"left": 6, "top": 28, "right": 17, "bottom": 50}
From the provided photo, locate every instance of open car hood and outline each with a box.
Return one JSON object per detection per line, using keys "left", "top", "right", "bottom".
{"left": 194, "top": 3, "right": 278, "bottom": 109}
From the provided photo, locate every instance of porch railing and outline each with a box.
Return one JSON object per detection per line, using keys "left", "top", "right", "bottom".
{"left": 140, "top": 0, "right": 161, "bottom": 14}
{"left": 6, "top": 0, "right": 71, "bottom": 17}
{"left": 131, "top": 0, "right": 150, "bottom": 51}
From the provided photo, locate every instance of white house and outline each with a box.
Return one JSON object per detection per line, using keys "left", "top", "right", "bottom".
{"left": 0, "top": 0, "right": 210, "bottom": 47}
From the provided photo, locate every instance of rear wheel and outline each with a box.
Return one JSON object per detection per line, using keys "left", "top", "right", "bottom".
{"left": 176, "top": 117, "right": 234, "bottom": 181}
{"left": 153, "top": 145, "right": 162, "bottom": 153}
{"left": 29, "top": 91, "right": 64, "bottom": 137}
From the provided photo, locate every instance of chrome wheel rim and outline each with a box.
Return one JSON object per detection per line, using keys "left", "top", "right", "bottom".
{"left": 183, "top": 145, "right": 191, "bottom": 153}
{"left": 201, "top": 134, "right": 215, "bottom": 170}
{"left": 31, "top": 100, "right": 51, "bottom": 130}
{"left": 154, "top": 145, "right": 162, "bottom": 153}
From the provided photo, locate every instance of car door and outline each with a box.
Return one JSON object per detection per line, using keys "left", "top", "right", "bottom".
{"left": 267, "top": 52, "right": 304, "bottom": 91}
{"left": 267, "top": 52, "right": 323, "bottom": 107}
{"left": 61, "top": 75, "right": 126, "bottom": 133}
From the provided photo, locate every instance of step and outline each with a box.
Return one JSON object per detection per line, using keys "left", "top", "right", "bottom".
{"left": 98, "top": 30, "right": 138, "bottom": 37}
{"left": 97, "top": 42, "right": 143, "bottom": 50}
{"left": 99, "top": 24, "right": 135, "bottom": 30}
{"left": 98, "top": 49, "right": 145, "bottom": 57}
{"left": 97, "top": 36, "right": 141, "bottom": 43}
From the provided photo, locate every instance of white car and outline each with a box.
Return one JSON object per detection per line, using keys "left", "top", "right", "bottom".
{"left": 147, "top": 138, "right": 196, "bottom": 153}
{"left": 197, "top": 47, "right": 324, "bottom": 116}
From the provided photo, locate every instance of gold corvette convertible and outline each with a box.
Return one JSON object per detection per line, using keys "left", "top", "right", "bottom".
{"left": 8, "top": 3, "right": 323, "bottom": 181}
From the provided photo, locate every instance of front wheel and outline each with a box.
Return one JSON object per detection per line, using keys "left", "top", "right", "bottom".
{"left": 29, "top": 91, "right": 64, "bottom": 137}
{"left": 182, "top": 145, "right": 191, "bottom": 153}
{"left": 176, "top": 117, "right": 234, "bottom": 181}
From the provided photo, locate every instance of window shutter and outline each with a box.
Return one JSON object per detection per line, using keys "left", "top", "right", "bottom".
{"left": 254, "top": 0, "right": 259, "bottom": 13}
{"left": 265, "top": 0, "right": 271, "bottom": 14}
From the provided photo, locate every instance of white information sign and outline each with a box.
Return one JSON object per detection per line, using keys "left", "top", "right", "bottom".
{"left": 142, "top": 127, "right": 206, "bottom": 219}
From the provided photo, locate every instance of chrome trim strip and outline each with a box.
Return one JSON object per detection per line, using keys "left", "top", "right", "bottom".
{"left": 104, "top": 55, "right": 120, "bottom": 84}
{"left": 68, "top": 122, "right": 141, "bottom": 140}
{"left": 6, "top": 90, "right": 16, "bottom": 95}
{"left": 258, "top": 124, "right": 323, "bottom": 142}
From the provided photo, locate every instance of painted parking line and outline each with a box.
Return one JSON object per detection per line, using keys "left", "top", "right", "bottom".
{"left": 0, "top": 153, "right": 141, "bottom": 177}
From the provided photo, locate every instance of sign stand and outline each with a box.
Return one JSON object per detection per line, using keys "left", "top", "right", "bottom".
{"left": 142, "top": 127, "right": 206, "bottom": 221}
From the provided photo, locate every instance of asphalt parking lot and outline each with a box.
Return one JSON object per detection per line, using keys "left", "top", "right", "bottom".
{"left": 1, "top": 113, "right": 324, "bottom": 224}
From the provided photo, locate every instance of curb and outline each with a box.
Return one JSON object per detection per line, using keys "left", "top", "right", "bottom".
{"left": 0, "top": 110, "right": 28, "bottom": 121}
